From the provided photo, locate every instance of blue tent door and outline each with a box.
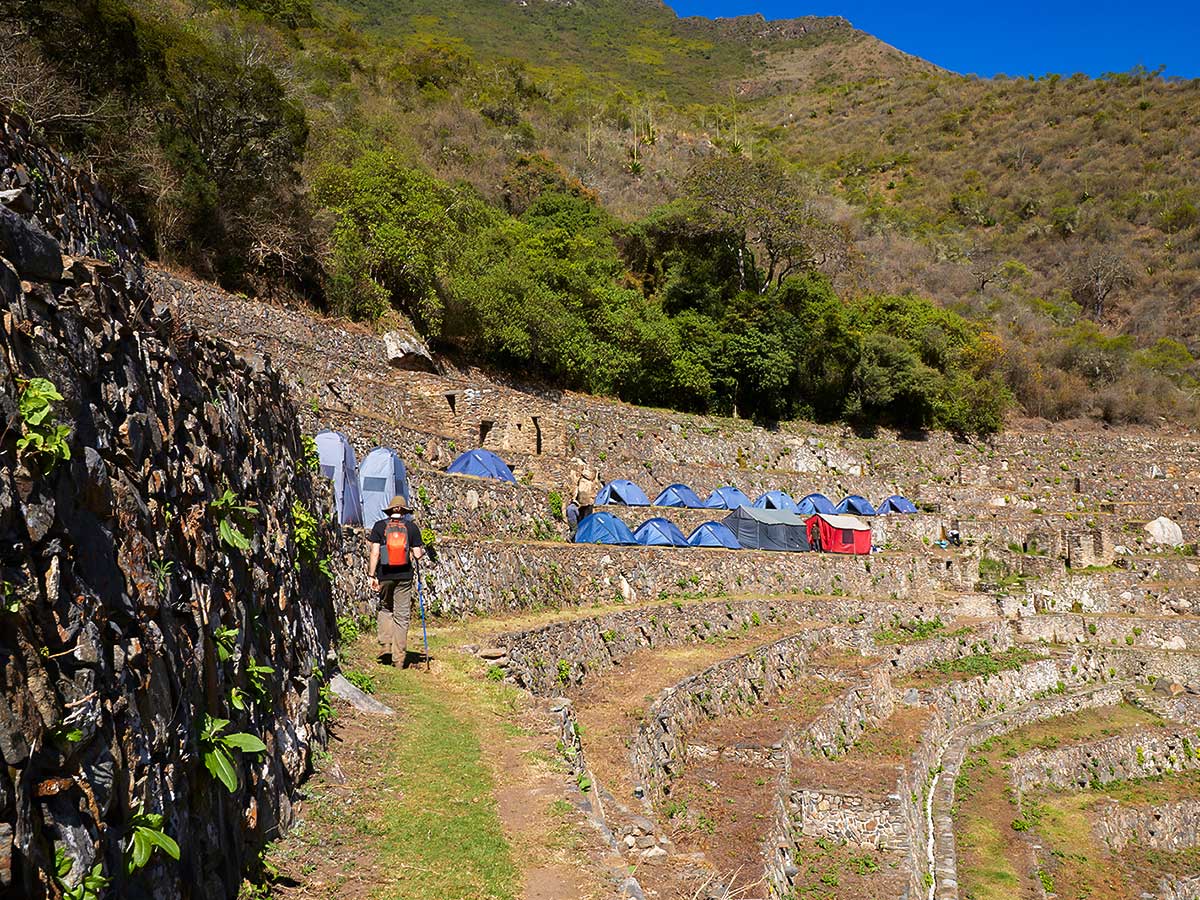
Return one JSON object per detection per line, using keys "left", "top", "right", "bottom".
{"left": 315, "top": 430, "right": 363, "bottom": 525}
{"left": 359, "top": 447, "right": 410, "bottom": 528}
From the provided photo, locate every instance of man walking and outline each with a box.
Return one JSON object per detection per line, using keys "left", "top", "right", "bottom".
{"left": 367, "top": 495, "right": 426, "bottom": 667}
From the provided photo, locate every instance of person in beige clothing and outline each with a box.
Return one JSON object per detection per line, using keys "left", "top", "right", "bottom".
{"left": 568, "top": 458, "right": 600, "bottom": 520}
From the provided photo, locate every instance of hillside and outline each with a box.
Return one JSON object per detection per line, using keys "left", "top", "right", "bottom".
{"left": 3, "top": 0, "right": 1198, "bottom": 429}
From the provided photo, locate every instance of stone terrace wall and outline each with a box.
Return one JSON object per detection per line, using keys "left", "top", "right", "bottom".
{"left": 1, "top": 112, "right": 335, "bottom": 900}
{"left": 420, "top": 539, "right": 982, "bottom": 618}
{"left": 1010, "top": 728, "right": 1200, "bottom": 792}
{"left": 1093, "top": 798, "right": 1200, "bottom": 852}
{"left": 1017, "top": 614, "right": 1200, "bottom": 650}
{"left": 0, "top": 109, "right": 140, "bottom": 269}
{"left": 1067, "top": 645, "right": 1200, "bottom": 686}
{"left": 627, "top": 627, "right": 871, "bottom": 805}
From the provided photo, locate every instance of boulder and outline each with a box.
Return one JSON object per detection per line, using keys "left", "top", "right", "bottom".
{"left": 0, "top": 187, "right": 35, "bottom": 215}
{"left": 0, "top": 205, "right": 63, "bottom": 281}
{"left": 382, "top": 331, "right": 436, "bottom": 373}
{"left": 1143, "top": 516, "right": 1184, "bottom": 547}
{"left": 329, "top": 674, "right": 395, "bottom": 716}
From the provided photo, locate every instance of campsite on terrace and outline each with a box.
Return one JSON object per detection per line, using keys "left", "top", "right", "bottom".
{"left": 2, "top": 0, "right": 1200, "bottom": 898}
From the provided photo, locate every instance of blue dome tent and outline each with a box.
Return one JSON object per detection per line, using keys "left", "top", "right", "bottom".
{"left": 877, "top": 494, "right": 919, "bottom": 514}
{"left": 314, "top": 430, "right": 363, "bottom": 525}
{"left": 835, "top": 494, "right": 878, "bottom": 516}
{"left": 595, "top": 479, "right": 650, "bottom": 506}
{"left": 652, "top": 483, "right": 705, "bottom": 508}
{"left": 358, "top": 447, "right": 410, "bottom": 528}
{"left": 687, "top": 521, "right": 742, "bottom": 550}
{"left": 797, "top": 492, "right": 836, "bottom": 516}
{"left": 704, "top": 486, "right": 752, "bottom": 509}
{"left": 574, "top": 512, "right": 638, "bottom": 545}
{"left": 633, "top": 517, "right": 690, "bottom": 547}
{"left": 447, "top": 448, "right": 517, "bottom": 484}
{"left": 753, "top": 490, "right": 799, "bottom": 512}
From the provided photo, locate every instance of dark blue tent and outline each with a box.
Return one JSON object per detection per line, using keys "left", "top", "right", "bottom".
{"left": 835, "top": 494, "right": 877, "bottom": 516}
{"left": 633, "top": 517, "right": 690, "bottom": 547}
{"left": 797, "top": 492, "right": 836, "bottom": 517}
{"left": 447, "top": 449, "right": 517, "bottom": 484}
{"left": 705, "top": 486, "right": 752, "bottom": 509}
{"left": 877, "top": 494, "right": 919, "bottom": 514}
{"left": 575, "top": 512, "right": 638, "bottom": 545}
{"left": 315, "top": 430, "right": 363, "bottom": 525}
{"left": 653, "top": 483, "right": 705, "bottom": 508}
{"left": 596, "top": 479, "right": 650, "bottom": 506}
{"left": 687, "top": 521, "right": 742, "bottom": 550}
{"left": 753, "top": 490, "right": 799, "bottom": 512}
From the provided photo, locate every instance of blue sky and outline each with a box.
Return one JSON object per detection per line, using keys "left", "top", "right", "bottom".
{"left": 667, "top": 1, "right": 1200, "bottom": 78}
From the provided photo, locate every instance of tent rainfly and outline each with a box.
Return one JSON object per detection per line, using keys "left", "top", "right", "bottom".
{"left": 687, "top": 521, "right": 742, "bottom": 550}
{"left": 447, "top": 449, "right": 517, "bottom": 483}
{"left": 834, "top": 494, "right": 877, "bottom": 516}
{"left": 358, "top": 447, "right": 410, "bottom": 528}
{"left": 877, "top": 495, "right": 918, "bottom": 515}
{"left": 797, "top": 492, "right": 836, "bottom": 516}
{"left": 704, "top": 486, "right": 752, "bottom": 510}
{"left": 753, "top": 490, "right": 799, "bottom": 512}
{"left": 595, "top": 479, "right": 651, "bottom": 506}
{"left": 722, "top": 506, "right": 810, "bottom": 552}
{"left": 574, "top": 512, "right": 638, "bottom": 545}
{"left": 633, "top": 517, "right": 690, "bottom": 547}
{"left": 652, "top": 483, "right": 705, "bottom": 508}
{"left": 314, "top": 430, "right": 363, "bottom": 526}
{"left": 807, "top": 513, "right": 872, "bottom": 555}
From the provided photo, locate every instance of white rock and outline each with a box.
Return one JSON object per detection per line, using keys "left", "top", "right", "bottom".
{"left": 1143, "top": 516, "right": 1184, "bottom": 547}
{"left": 1163, "top": 636, "right": 1187, "bottom": 651}
{"left": 382, "top": 330, "right": 436, "bottom": 372}
{"left": 640, "top": 846, "right": 668, "bottom": 865}
{"left": 465, "top": 489, "right": 480, "bottom": 510}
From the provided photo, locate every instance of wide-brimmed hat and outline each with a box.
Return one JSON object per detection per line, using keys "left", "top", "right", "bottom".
{"left": 383, "top": 495, "right": 412, "bottom": 513}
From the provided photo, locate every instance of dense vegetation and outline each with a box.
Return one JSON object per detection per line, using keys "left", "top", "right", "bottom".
{"left": 3, "top": 0, "right": 1197, "bottom": 431}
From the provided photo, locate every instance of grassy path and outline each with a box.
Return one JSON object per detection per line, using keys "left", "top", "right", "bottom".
{"left": 245, "top": 630, "right": 606, "bottom": 900}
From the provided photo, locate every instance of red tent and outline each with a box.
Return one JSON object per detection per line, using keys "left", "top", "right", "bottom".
{"left": 806, "top": 513, "right": 872, "bottom": 555}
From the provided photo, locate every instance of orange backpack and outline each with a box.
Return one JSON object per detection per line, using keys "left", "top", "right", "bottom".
{"left": 381, "top": 519, "right": 409, "bottom": 567}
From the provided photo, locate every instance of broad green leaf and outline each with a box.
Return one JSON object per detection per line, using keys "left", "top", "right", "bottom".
{"left": 144, "top": 828, "right": 180, "bottom": 860}
{"left": 204, "top": 746, "right": 238, "bottom": 793}
{"left": 223, "top": 732, "right": 267, "bottom": 754}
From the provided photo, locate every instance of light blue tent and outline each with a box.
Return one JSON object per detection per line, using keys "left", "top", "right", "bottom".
{"left": 753, "top": 490, "right": 799, "bottom": 512}
{"left": 314, "top": 430, "right": 363, "bottom": 525}
{"left": 877, "top": 494, "right": 919, "bottom": 514}
{"left": 358, "top": 447, "right": 410, "bottom": 528}
{"left": 797, "top": 492, "right": 836, "bottom": 516}
{"left": 596, "top": 479, "right": 650, "bottom": 506}
{"left": 575, "top": 512, "right": 638, "bottom": 545}
{"left": 652, "top": 483, "right": 705, "bottom": 508}
{"left": 687, "top": 521, "right": 742, "bottom": 550}
{"left": 835, "top": 494, "right": 878, "bottom": 516}
{"left": 705, "top": 486, "right": 752, "bottom": 509}
{"left": 447, "top": 449, "right": 517, "bottom": 484}
{"left": 633, "top": 517, "right": 690, "bottom": 547}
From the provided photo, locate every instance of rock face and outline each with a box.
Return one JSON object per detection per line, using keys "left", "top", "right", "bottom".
{"left": 1, "top": 106, "right": 337, "bottom": 899}
{"left": 1145, "top": 516, "right": 1185, "bottom": 547}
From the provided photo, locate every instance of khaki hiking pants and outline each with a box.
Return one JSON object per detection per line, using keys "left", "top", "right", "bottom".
{"left": 377, "top": 577, "right": 414, "bottom": 665}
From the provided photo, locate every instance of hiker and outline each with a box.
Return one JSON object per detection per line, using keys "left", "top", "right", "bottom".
{"left": 570, "top": 458, "right": 600, "bottom": 521}
{"left": 367, "top": 495, "right": 426, "bottom": 667}
{"left": 565, "top": 499, "right": 580, "bottom": 537}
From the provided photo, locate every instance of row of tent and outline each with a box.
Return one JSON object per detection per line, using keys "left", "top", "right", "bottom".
{"left": 317, "top": 433, "right": 519, "bottom": 525}
{"left": 598, "top": 480, "right": 917, "bottom": 517}
{"left": 576, "top": 508, "right": 873, "bottom": 555}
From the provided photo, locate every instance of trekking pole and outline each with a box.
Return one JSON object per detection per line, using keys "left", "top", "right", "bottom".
{"left": 415, "top": 557, "right": 431, "bottom": 672}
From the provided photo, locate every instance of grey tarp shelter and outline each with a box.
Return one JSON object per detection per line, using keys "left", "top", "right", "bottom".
{"left": 315, "top": 430, "right": 363, "bottom": 525}
{"left": 358, "top": 447, "right": 411, "bottom": 528}
{"left": 722, "top": 506, "right": 811, "bottom": 552}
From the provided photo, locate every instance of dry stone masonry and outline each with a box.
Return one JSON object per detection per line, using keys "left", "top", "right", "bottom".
{"left": 1, "top": 108, "right": 336, "bottom": 900}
